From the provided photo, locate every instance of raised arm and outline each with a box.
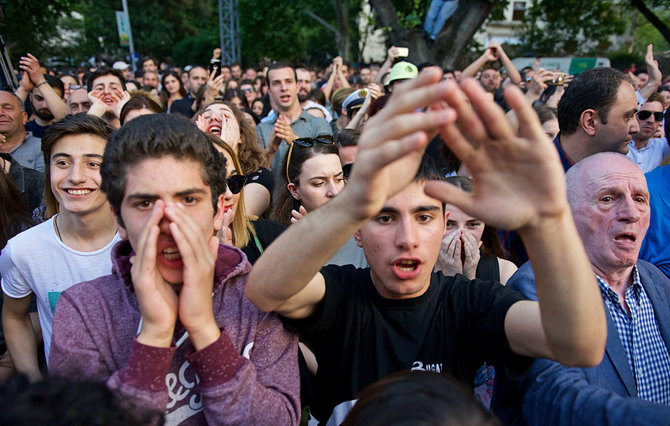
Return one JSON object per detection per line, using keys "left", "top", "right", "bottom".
{"left": 461, "top": 47, "right": 497, "bottom": 79}
{"left": 17, "top": 54, "right": 68, "bottom": 120}
{"left": 638, "top": 44, "right": 662, "bottom": 102}
{"left": 424, "top": 79, "right": 606, "bottom": 366}
{"left": 245, "top": 69, "right": 457, "bottom": 319}
{"left": 374, "top": 46, "right": 400, "bottom": 85}
{"left": 490, "top": 42, "right": 521, "bottom": 86}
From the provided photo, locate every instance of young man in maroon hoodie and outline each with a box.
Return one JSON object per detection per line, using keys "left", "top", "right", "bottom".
{"left": 49, "top": 114, "right": 300, "bottom": 425}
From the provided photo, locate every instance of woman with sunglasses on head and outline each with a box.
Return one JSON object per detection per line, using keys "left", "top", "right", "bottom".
{"left": 271, "top": 136, "right": 367, "bottom": 268}
{"left": 206, "top": 135, "right": 285, "bottom": 264}
{"left": 160, "top": 70, "right": 187, "bottom": 114}
{"left": 196, "top": 101, "right": 272, "bottom": 217}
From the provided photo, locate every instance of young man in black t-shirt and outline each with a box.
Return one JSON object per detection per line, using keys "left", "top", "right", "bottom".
{"left": 246, "top": 69, "right": 608, "bottom": 423}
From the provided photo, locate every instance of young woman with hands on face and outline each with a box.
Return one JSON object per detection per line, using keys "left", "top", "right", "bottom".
{"left": 435, "top": 176, "right": 517, "bottom": 284}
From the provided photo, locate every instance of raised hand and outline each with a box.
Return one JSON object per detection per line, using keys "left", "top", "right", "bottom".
{"left": 18, "top": 53, "right": 43, "bottom": 87}
{"left": 111, "top": 90, "right": 131, "bottom": 119}
{"left": 274, "top": 115, "right": 297, "bottom": 143}
{"left": 461, "top": 231, "right": 480, "bottom": 279}
{"left": 425, "top": 78, "right": 567, "bottom": 232}
{"left": 131, "top": 200, "right": 178, "bottom": 347}
{"left": 290, "top": 205, "right": 307, "bottom": 224}
{"left": 435, "top": 230, "right": 463, "bottom": 276}
{"left": 344, "top": 68, "right": 456, "bottom": 220}
{"left": 163, "top": 202, "right": 221, "bottom": 350}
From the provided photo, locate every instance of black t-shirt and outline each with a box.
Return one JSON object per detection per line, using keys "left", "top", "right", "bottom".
{"left": 282, "top": 266, "right": 531, "bottom": 421}
{"left": 25, "top": 120, "right": 49, "bottom": 138}
{"left": 245, "top": 167, "right": 273, "bottom": 194}
{"left": 240, "top": 219, "right": 285, "bottom": 265}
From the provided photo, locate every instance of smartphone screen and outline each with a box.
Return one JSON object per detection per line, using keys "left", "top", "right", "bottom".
{"left": 209, "top": 59, "right": 221, "bottom": 78}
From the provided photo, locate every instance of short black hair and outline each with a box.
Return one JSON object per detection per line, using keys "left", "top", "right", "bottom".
{"left": 86, "top": 68, "right": 126, "bottom": 92}
{"left": 557, "top": 67, "right": 630, "bottom": 135}
{"left": 267, "top": 62, "right": 297, "bottom": 82}
{"left": 101, "top": 114, "right": 227, "bottom": 226}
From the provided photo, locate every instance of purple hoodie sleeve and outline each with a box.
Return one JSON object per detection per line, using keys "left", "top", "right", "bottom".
{"left": 49, "top": 289, "right": 177, "bottom": 413}
{"left": 185, "top": 314, "right": 300, "bottom": 426}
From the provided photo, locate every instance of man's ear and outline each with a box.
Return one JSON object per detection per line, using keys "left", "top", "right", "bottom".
{"left": 353, "top": 229, "right": 363, "bottom": 248}
{"left": 21, "top": 111, "right": 27, "bottom": 126}
{"left": 111, "top": 208, "right": 128, "bottom": 240}
{"left": 213, "top": 193, "right": 225, "bottom": 233}
{"left": 287, "top": 182, "right": 300, "bottom": 200}
{"left": 580, "top": 109, "right": 598, "bottom": 136}
{"left": 442, "top": 211, "right": 449, "bottom": 238}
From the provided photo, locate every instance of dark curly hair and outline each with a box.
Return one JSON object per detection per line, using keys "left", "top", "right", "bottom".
{"left": 101, "top": 114, "right": 227, "bottom": 227}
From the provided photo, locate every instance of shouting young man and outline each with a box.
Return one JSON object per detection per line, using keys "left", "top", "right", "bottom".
{"left": 245, "top": 70, "right": 607, "bottom": 423}
{"left": 49, "top": 115, "right": 299, "bottom": 424}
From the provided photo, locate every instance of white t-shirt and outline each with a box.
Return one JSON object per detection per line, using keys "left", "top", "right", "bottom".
{"left": 0, "top": 216, "right": 120, "bottom": 362}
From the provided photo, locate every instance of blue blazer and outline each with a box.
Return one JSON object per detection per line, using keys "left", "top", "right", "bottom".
{"left": 493, "top": 260, "right": 670, "bottom": 425}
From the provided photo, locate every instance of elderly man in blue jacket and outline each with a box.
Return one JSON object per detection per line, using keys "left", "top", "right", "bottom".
{"left": 494, "top": 151, "right": 670, "bottom": 425}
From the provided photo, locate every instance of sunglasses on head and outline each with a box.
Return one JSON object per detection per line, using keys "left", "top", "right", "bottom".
{"left": 637, "top": 110, "right": 664, "bottom": 122}
{"left": 227, "top": 174, "right": 247, "bottom": 194}
{"left": 285, "top": 135, "right": 334, "bottom": 183}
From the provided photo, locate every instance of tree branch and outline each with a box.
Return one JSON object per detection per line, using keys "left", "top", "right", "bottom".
{"left": 302, "top": 9, "right": 340, "bottom": 41}
{"left": 630, "top": 0, "right": 670, "bottom": 44}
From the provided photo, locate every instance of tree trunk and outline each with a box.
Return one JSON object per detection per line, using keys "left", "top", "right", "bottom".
{"left": 333, "top": 0, "right": 352, "bottom": 62}
{"left": 630, "top": 0, "right": 670, "bottom": 45}
{"left": 369, "top": 0, "right": 498, "bottom": 68}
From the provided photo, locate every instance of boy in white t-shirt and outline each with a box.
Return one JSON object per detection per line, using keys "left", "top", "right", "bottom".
{"left": 0, "top": 113, "right": 119, "bottom": 381}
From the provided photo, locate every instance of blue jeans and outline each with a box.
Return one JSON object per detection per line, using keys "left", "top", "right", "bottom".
{"left": 424, "top": 0, "right": 459, "bottom": 39}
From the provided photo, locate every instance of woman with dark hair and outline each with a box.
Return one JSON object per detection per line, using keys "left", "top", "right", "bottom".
{"left": 271, "top": 137, "right": 367, "bottom": 268}
{"left": 435, "top": 176, "right": 517, "bottom": 409}
{"left": 223, "top": 87, "right": 248, "bottom": 110}
{"left": 195, "top": 101, "right": 272, "bottom": 216}
{"left": 119, "top": 91, "right": 163, "bottom": 125}
{"left": 253, "top": 76, "right": 267, "bottom": 97}
{"left": 436, "top": 176, "right": 517, "bottom": 284}
{"left": 160, "top": 70, "right": 187, "bottom": 113}
{"left": 251, "top": 97, "right": 269, "bottom": 120}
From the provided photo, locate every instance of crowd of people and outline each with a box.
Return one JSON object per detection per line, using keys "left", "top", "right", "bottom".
{"left": 0, "top": 38, "right": 669, "bottom": 425}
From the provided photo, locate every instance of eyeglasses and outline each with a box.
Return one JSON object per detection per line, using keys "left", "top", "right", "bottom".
{"left": 227, "top": 174, "right": 247, "bottom": 194}
{"left": 637, "top": 110, "right": 664, "bottom": 122}
{"left": 241, "top": 88, "right": 254, "bottom": 93}
{"left": 285, "top": 135, "right": 334, "bottom": 183}
{"left": 68, "top": 85, "right": 87, "bottom": 91}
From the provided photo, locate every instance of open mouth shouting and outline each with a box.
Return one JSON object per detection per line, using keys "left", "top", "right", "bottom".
{"left": 207, "top": 120, "right": 222, "bottom": 137}
{"left": 392, "top": 257, "right": 422, "bottom": 279}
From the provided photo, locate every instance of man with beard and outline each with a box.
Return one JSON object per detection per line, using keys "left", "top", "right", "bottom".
{"left": 626, "top": 93, "right": 668, "bottom": 173}
{"left": 297, "top": 67, "right": 331, "bottom": 121}
{"left": 14, "top": 54, "right": 68, "bottom": 138}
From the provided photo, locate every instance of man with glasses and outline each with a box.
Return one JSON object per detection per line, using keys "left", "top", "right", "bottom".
{"left": 626, "top": 93, "right": 669, "bottom": 173}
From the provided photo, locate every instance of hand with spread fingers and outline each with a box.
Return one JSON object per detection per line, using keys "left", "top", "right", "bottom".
{"left": 131, "top": 200, "right": 178, "bottom": 348}
{"left": 342, "top": 68, "right": 457, "bottom": 220}
{"left": 425, "top": 78, "right": 568, "bottom": 232}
